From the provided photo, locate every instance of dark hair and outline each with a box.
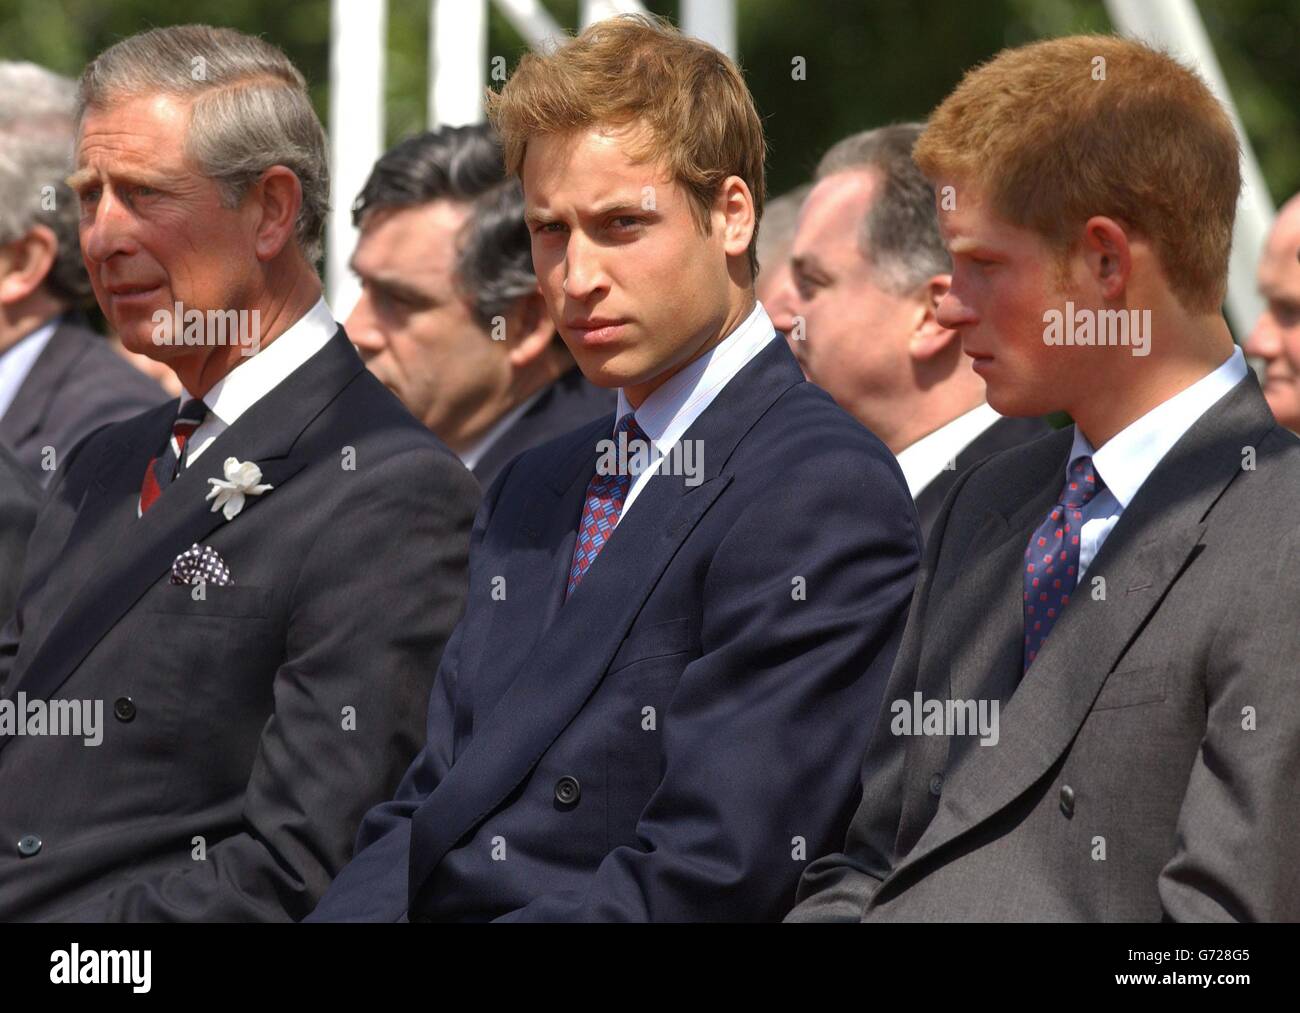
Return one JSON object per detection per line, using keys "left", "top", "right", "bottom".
{"left": 815, "top": 122, "right": 950, "bottom": 295}
{"left": 353, "top": 124, "right": 536, "bottom": 327}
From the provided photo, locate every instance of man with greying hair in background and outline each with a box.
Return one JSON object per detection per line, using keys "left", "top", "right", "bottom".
{"left": 347, "top": 125, "right": 612, "bottom": 486}
{"left": 0, "top": 61, "right": 166, "bottom": 485}
{"left": 0, "top": 25, "right": 477, "bottom": 921}
{"left": 1244, "top": 193, "right": 1300, "bottom": 432}
{"left": 772, "top": 123, "right": 1048, "bottom": 541}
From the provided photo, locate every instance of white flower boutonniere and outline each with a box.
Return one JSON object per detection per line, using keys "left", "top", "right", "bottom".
{"left": 206, "top": 457, "right": 274, "bottom": 520}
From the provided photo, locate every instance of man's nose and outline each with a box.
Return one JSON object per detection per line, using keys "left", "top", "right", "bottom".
{"left": 80, "top": 189, "right": 137, "bottom": 265}
{"left": 935, "top": 287, "right": 975, "bottom": 331}
{"left": 1244, "top": 313, "right": 1280, "bottom": 362}
{"left": 346, "top": 293, "right": 386, "bottom": 357}
{"left": 563, "top": 233, "right": 609, "bottom": 302}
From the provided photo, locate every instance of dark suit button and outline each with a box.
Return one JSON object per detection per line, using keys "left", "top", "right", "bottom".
{"left": 554, "top": 776, "right": 581, "bottom": 806}
{"left": 928, "top": 773, "right": 944, "bottom": 797}
{"left": 17, "top": 834, "right": 41, "bottom": 857}
{"left": 113, "top": 697, "right": 136, "bottom": 722}
{"left": 1059, "top": 784, "right": 1075, "bottom": 817}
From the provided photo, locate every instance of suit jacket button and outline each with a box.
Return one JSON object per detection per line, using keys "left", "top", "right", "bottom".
{"left": 554, "top": 776, "right": 581, "bottom": 807}
{"left": 113, "top": 697, "right": 136, "bottom": 722}
{"left": 17, "top": 834, "right": 42, "bottom": 857}
{"left": 1059, "top": 784, "right": 1075, "bottom": 817}
{"left": 928, "top": 773, "right": 944, "bottom": 797}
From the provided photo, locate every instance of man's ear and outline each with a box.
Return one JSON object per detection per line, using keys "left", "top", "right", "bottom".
{"left": 0, "top": 225, "right": 58, "bottom": 306}
{"left": 907, "top": 273, "right": 960, "bottom": 361}
{"left": 714, "top": 175, "right": 757, "bottom": 262}
{"left": 506, "top": 288, "right": 557, "bottom": 369}
{"left": 1079, "top": 215, "right": 1132, "bottom": 300}
{"left": 250, "top": 166, "right": 304, "bottom": 262}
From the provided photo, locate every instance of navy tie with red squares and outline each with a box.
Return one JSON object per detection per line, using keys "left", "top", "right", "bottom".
{"left": 1023, "top": 455, "right": 1105, "bottom": 672}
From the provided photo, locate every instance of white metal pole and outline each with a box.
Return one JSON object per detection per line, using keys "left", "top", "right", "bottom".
{"left": 682, "top": 0, "right": 736, "bottom": 58}
{"left": 493, "top": 0, "right": 567, "bottom": 48}
{"left": 327, "top": 0, "right": 388, "bottom": 320}
{"left": 1104, "top": 0, "right": 1274, "bottom": 338}
{"left": 580, "top": 0, "right": 645, "bottom": 29}
{"left": 430, "top": 0, "right": 488, "bottom": 127}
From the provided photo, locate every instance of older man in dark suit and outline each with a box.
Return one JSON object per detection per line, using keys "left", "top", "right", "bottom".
{"left": 768, "top": 123, "right": 1050, "bottom": 544}
{"left": 790, "top": 35, "right": 1300, "bottom": 923}
{"left": 0, "top": 443, "right": 39, "bottom": 625}
{"left": 0, "top": 25, "right": 477, "bottom": 922}
{"left": 0, "top": 61, "right": 166, "bottom": 484}
{"left": 310, "top": 14, "right": 919, "bottom": 922}
{"left": 347, "top": 125, "right": 613, "bottom": 488}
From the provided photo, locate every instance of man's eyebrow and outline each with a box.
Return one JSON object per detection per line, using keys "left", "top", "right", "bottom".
{"left": 791, "top": 252, "right": 826, "bottom": 276}
{"left": 65, "top": 166, "right": 170, "bottom": 192}
{"left": 359, "top": 268, "right": 434, "bottom": 303}
{"left": 946, "top": 237, "right": 981, "bottom": 255}
{"left": 65, "top": 167, "right": 99, "bottom": 191}
{"left": 524, "top": 207, "right": 556, "bottom": 229}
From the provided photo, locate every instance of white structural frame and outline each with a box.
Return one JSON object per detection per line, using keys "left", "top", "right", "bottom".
{"left": 1105, "top": 0, "right": 1273, "bottom": 337}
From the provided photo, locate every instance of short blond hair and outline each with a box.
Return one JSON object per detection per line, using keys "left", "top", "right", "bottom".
{"left": 486, "top": 13, "right": 766, "bottom": 278}
{"left": 913, "top": 34, "right": 1240, "bottom": 312}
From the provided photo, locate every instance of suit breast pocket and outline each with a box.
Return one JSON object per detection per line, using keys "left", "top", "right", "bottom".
{"left": 145, "top": 584, "right": 273, "bottom": 619}
{"left": 1092, "top": 665, "right": 1167, "bottom": 711}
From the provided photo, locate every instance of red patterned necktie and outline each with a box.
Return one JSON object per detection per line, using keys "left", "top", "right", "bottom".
{"left": 566, "top": 413, "right": 648, "bottom": 600}
{"left": 139, "top": 398, "right": 208, "bottom": 514}
{"left": 1023, "top": 454, "right": 1105, "bottom": 672}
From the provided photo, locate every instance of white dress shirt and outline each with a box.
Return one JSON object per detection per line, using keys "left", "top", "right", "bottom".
{"left": 0, "top": 319, "right": 58, "bottom": 421}
{"left": 612, "top": 300, "right": 776, "bottom": 523}
{"left": 895, "top": 401, "right": 1004, "bottom": 499}
{"left": 458, "top": 388, "right": 546, "bottom": 472}
{"left": 182, "top": 297, "right": 338, "bottom": 467}
{"left": 1071, "top": 346, "right": 1248, "bottom": 578}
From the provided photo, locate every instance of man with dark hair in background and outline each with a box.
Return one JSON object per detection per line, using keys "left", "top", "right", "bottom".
{"left": 347, "top": 125, "right": 612, "bottom": 486}
{"left": 0, "top": 61, "right": 166, "bottom": 485}
{"left": 771, "top": 123, "right": 1049, "bottom": 541}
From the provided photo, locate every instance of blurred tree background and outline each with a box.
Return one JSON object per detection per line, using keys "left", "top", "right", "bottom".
{"left": 3, "top": 0, "right": 1297, "bottom": 207}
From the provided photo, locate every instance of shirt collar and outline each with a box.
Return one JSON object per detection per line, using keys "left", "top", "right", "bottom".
{"left": 0, "top": 317, "right": 60, "bottom": 420}
{"left": 614, "top": 300, "right": 775, "bottom": 452}
{"left": 458, "top": 387, "right": 547, "bottom": 470}
{"left": 895, "top": 401, "right": 1003, "bottom": 498}
{"left": 181, "top": 297, "right": 337, "bottom": 424}
{"left": 1068, "top": 346, "right": 1248, "bottom": 508}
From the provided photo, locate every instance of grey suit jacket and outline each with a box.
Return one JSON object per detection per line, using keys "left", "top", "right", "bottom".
{"left": 0, "top": 327, "right": 478, "bottom": 922}
{"left": 0, "top": 319, "right": 168, "bottom": 485}
{"left": 0, "top": 442, "right": 40, "bottom": 626}
{"left": 789, "top": 373, "right": 1300, "bottom": 922}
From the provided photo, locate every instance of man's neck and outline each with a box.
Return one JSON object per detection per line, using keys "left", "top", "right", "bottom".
{"left": 624, "top": 289, "right": 756, "bottom": 409}
{"left": 174, "top": 271, "right": 323, "bottom": 399}
{"left": 1070, "top": 315, "right": 1236, "bottom": 449}
{"left": 0, "top": 297, "right": 63, "bottom": 356}
{"left": 444, "top": 347, "right": 570, "bottom": 455}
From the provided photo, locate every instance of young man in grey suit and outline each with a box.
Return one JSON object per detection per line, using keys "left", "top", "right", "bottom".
{"left": 0, "top": 25, "right": 477, "bottom": 922}
{"left": 0, "top": 62, "right": 166, "bottom": 484}
{"left": 790, "top": 34, "right": 1300, "bottom": 922}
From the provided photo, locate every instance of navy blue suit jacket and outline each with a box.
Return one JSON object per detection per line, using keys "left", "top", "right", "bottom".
{"left": 310, "top": 334, "right": 921, "bottom": 921}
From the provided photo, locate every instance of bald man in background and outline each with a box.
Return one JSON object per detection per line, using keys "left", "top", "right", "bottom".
{"left": 1245, "top": 193, "right": 1300, "bottom": 431}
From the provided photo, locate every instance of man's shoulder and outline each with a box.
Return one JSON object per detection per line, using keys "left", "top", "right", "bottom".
{"left": 47, "top": 322, "right": 169, "bottom": 408}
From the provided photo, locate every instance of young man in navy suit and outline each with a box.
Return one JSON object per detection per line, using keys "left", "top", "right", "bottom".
{"left": 310, "top": 13, "right": 920, "bottom": 922}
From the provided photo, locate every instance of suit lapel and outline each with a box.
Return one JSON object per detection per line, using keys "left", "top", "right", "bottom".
{"left": 890, "top": 375, "right": 1276, "bottom": 880}
{"left": 0, "top": 322, "right": 84, "bottom": 448}
{"left": 2, "top": 329, "right": 363, "bottom": 720}
{"left": 409, "top": 337, "right": 803, "bottom": 901}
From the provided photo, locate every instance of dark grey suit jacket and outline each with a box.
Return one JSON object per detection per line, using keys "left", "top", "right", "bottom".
{"left": 789, "top": 373, "right": 1300, "bottom": 921}
{"left": 0, "top": 326, "right": 478, "bottom": 921}
{"left": 0, "top": 443, "right": 40, "bottom": 626}
{"left": 913, "top": 415, "right": 1053, "bottom": 542}
{"left": 471, "top": 366, "right": 615, "bottom": 487}
{"left": 0, "top": 319, "right": 168, "bottom": 485}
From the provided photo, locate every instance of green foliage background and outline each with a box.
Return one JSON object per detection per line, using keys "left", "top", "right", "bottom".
{"left": 3, "top": 0, "right": 1297, "bottom": 206}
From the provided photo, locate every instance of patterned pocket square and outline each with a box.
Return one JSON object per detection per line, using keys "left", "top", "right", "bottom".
{"left": 170, "top": 543, "right": 233, "bottom": 586}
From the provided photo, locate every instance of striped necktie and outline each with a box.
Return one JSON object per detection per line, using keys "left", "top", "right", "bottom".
{"left": 139, "top": 398, "right": 208, "bottom": 514}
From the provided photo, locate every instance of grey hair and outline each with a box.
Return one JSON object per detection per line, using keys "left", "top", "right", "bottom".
{"left": 815, "top": 122, "right": 951, "bottom": 295}
{"left": 756, "top": 182, "right": 810, "bottom": 279}
{"left": 0, "top": 62, "right": 94, "bottom": 307}
{"left": 76, "top": 24, "right": 329, "bottom": 264}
